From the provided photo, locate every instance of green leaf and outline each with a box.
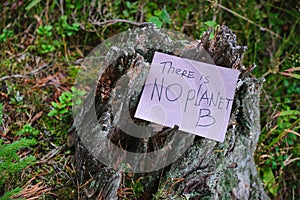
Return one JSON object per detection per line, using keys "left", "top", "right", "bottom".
{"left": 51, "top": 102, "right": 59, "bottom": 108}
{"left": 48, "top": 110, "right": 58, "bottom": 117}
{"left": 122, "top": 10, "right": 129, "bottom": 18}
{"left": 65, "top": 93, "right": 74, "bottom": 101}
{"left": 161, "top": 8, "right": 171, "bottom": 24}
{"left": 78, "top": 90, "right": 86, "bottom": 96}
{"left": 262, "top": 167, "right": 275, "bottom": 184}
{"left": 125, "top": 1, "right": 132, "bottom": 8}
{"left": 70, "top": 86, "right": 76, "bottom": 92}
{"left": 59, "top": 94, "right": 66, "bottom": 103}
{"left": 36, "top": 28, "right": 43, "bottom": 35}
{"left": 74, "top": 98, "right": 82, "bottom": 105}
{"left": 154, "top": 10, "right": 162, "bottom": 16}
{"left": 262, "top": 167, "right": 278, "bottom": 196}
{"left": 60, "top": 108, "right": 69, "bottom": 114}
{"left": 45, "top": 25, "right": 53, "bottom": 31}
{"left": 0, "top": 29, "right": 14, "bottom": 42}
{"left": 66, "top": 102, "right": 73, "bottom": 107}
{"left": 72, "top": 23, "right": 80, "bottom": 30}
{"left": 0, "top": 187, "right": 22, "bottom": 200}
{"left": 149, "top": 16, "right": 163, "bottom": 28}
{"left": 71, "top": 87, "right": 86, "bottom": 96}
{"left": 25, "top": 0, "right": 41, "bottom": 11}
{"left": 204, "top": 21, "right": 217, "bottom": 27}
{"left": 278, "top": 110, "right": 300, "bottom": 117}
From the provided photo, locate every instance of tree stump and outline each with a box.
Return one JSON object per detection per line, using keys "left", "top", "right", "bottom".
{"left": 72, "top": 24, "right": 268, "bottom": 199}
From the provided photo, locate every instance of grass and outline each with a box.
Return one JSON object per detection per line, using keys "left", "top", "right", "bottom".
{"left": 0, "top": 0, "right": 299, "bottom": 199}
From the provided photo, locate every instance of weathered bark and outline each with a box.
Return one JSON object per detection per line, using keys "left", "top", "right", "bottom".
{"left": 72, "top": 24, "right": 268, "bottom": 199}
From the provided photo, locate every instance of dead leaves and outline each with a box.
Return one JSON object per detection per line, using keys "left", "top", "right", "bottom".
{"left": 12, "top": 180, "right": 53, "bottom": 200}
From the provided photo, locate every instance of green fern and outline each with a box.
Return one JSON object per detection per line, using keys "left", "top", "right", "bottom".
{"left": 0, "top": 187, "right": 23, "bottom": 200}
{"left": 0, "top": 138, "right": 37, "bottom": 199}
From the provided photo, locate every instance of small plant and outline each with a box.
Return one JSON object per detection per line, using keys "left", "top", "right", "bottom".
{"left": 48, "top": 86, "right": 86, "bottom": 120}
{"left": 17, "top": 124, "right": 40, "bottom": 138}
{"left": 261, "top": 166, "right": 278, "bottom": 196}
{"left": 148, "top": 7, "right": 171, "bottom": 28}
{"left": 56, "top": 16, "right": 80, "bottom": 37}
{"left": 119, "top": 176, "right": 144, "bottom": 199}
{"left": 258, "top": 109, "right": 300, "bottom": 197}
{"left": 0, "top": 137, "right": 36, "bottom": 199}
{"left": 46, "top": 87, "right": 85, "bottom": 145}
{"left": 199, "top": 21, "right": 218, "bottom": 39}
{"left": 131, "top": 177, "right": 144, "bottom": 198}
{"left": 25, "top": 0, "right": 42, "bottom": 11}
{"left": 37, "top": 25, "right": 53, "bottom": 37}
{"left": 0, "top": 29, "right": 13, "bottom": 43}
{"left": 122, "top": 1, "right": 139, "bottom": 20}
{"left": 55, "top": 15, "right": 80, "bottom": 58}
{"left": 40, "top": 43, "right": 55, "bottom": 53}
{"left": 152, "top": 187, "right": 167, "bottom": 200}
{"left": 37, "top": 25, "right": 55, "bottom": 53}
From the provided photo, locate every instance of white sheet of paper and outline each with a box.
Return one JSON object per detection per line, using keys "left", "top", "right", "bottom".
{"left": 134, "top": 52, "right": 240, "bottom": 142}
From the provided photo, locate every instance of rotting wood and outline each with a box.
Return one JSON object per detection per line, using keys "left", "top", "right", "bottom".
{"left": 72, "top": 24, "right": 268, "bottom": 199}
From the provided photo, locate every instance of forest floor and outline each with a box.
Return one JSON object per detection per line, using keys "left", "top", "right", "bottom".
{"left": 0, "top": 1, "right": 299, "bottom": 199}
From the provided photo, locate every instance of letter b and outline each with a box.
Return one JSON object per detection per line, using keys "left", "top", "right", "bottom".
{"left": 196, "top": 109, "right": 216, "bottom": 127}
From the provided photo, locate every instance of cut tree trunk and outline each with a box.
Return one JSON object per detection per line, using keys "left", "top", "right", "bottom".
{"left": 71, "top": 24, "right": 268, "bottom": 199}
